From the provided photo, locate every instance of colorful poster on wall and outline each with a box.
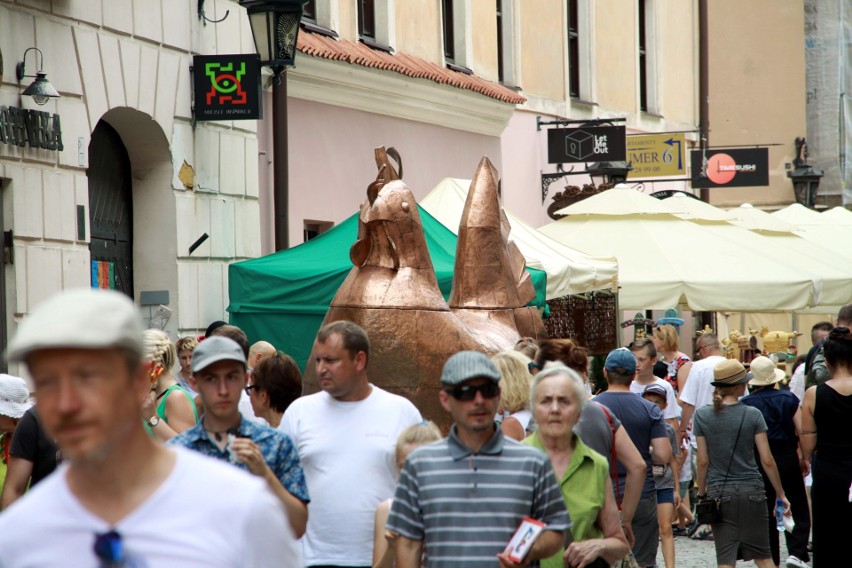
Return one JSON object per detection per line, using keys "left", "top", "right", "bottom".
{"left": 91, "top": 261, "right": 115, "bottom": 290}
{"left": 193, "top": 54, "right": 262, "bottom": 121}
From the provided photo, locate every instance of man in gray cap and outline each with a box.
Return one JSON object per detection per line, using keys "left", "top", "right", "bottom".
{"left": 387, "top": 350, "right": 570, "bottom": 568}
{"left": 0, "top": 289, "right": 300, "bottom": 567}
{"left": 168, "top": 335, "right": 309, "bottom": 537}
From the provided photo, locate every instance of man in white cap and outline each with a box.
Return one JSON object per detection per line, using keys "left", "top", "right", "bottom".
{"left": 0, "top": 289, "right": 300, "bottom": 567}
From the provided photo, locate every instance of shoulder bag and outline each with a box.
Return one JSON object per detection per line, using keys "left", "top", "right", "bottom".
{"left": 695, "top": 409, "right": 747, "bottom": 525}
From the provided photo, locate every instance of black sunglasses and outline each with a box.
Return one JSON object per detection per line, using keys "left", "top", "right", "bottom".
{"left": 446, "top": 382, "right": 500, "bottom": 401}
{"left": 94, "top": 530, "right": 124, "bottom": 567}
{"left": 528, "top": 361, "right": 543, "bottom": 373}
{"left": 245, "top": 384, "right": 259, "bottom": 396}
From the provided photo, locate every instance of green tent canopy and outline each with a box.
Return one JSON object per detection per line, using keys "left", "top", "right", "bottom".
{"left": 228, "top": 206, "right": 546, "bottom": 370}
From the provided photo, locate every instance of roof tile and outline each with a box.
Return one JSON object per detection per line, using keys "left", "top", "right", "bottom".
{"left": 297, "top": 30, "right": 525, "bottom": 105}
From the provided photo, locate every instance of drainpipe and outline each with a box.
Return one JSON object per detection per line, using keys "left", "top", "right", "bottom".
{"left": 699, "top": 0, "right": 710, "bottom": 203}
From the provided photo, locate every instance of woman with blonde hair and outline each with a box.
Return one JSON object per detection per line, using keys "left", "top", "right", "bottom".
{"left": 372, "top": 421, "right": 443, "bottom": 568}
{"left": 141, "top": 329, "right": 198, "bottom": 441}
{"left": 492, "top": 350, "right": 534, "bottom": 440}
{"left": 652, "top": 325, "right": 692, "bottom": 395}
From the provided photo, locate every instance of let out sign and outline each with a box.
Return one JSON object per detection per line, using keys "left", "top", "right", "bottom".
{"left": 193, "top": 54, "right": 262, "bottom": 121}
{"left": 547, "top": 126, "right": 626, "bottom": 163}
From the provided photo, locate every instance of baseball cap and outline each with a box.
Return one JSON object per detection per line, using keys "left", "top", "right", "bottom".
{"left": 642, "top": 383, "right": 668, "bottom": 400}
{"left": 0, "top": 374, "right": 32, "bottom": 419}
{"left": 7, "top": 289, "right": 144, "bottom": 385}
{"left": 192, "top": 336, "right": 247, "bottom": 373}
{"left": 605, "top": 348, "right": 636, "bottom": 375}
{"left": 440, "top": 351, "right": 501, "bottom": 386}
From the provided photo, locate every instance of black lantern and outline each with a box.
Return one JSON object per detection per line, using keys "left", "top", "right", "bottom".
{"left": 239, "top": 0, "right": 310, "bottom": 80}
{"left": 16, "top": 47, "right": 60, "bottom": 106}
{"left": 586, "top": 161, "right": 633, "bottom": 187}
{"left": 788, "top": 138, "right": 823, "bottom": 209}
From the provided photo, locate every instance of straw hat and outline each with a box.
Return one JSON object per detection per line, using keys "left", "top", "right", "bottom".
{"left": 710, "top": 359, "right": 753, "bottom": 387}
{"left": 748, "top": 356, "right": 786, "bottom": 387}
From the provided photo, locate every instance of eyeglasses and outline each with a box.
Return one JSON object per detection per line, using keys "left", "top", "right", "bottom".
{"left": 93, "top": 530, "right": 124, "bottom": 567}
{"left": 446, "top": 382, "right": 500, "bottom": 401}
{"left": 245, "top": 384, "right": 259, "bottom": 396}
{"left": 528, "top": 361, "right": 543, "bottom": 373}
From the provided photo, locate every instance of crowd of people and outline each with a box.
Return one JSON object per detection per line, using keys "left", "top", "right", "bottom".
{"left": 0, "top": 287, "right": 848, "bottom": 568}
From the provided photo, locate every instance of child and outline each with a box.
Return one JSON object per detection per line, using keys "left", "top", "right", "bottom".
{"left": 642, "top": 384, "right": 680, "bottom": 568}
{"left": 372, "top": 421, "right": 443, "bottom": 568}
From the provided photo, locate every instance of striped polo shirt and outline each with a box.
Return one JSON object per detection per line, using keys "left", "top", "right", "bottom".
{"left": 386, "top": 426, "right": 571, "bottom": 567}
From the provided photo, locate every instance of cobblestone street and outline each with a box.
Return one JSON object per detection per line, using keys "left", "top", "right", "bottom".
{"left": 657, "top": 531, "right": 811, "bottom": 567}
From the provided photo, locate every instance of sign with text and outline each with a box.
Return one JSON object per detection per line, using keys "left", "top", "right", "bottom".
{"left": 627, "top": 133, "right": 686, "bottom": 178}
{"left": 193, "top": 54, "right": 262, "bottom": 121}
{"left": 547, "top": 125, "right": 626, "bottom": 163}
{"left": 0, "top": 106, "right": 63, "bottom": 151}
{"left": 690, "top": 148, "right": 769, "bottom": 188}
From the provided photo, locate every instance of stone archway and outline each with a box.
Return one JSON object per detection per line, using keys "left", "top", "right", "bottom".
{"left": 87, "top": 108, "right": 179, "bottom": 335}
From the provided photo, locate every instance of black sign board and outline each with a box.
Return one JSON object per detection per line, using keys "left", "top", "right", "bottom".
{"left": 690, "top": 148, "right": 769, "bottom": 188}
{"left": 547, "top": 125, "right": 626, "bottom": 163}
{"left": 0, "top": 106, "right": 63, "bottom": 151}
{"left": 193, "top": 54, "right": 262, "bottom": 121}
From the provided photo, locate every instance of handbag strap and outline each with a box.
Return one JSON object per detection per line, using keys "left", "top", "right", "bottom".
{"left": 718, "top": 408, "right": 747, "bottom": 496}
{"left": 600, "top": 404, "right": 622, "bottom": 506}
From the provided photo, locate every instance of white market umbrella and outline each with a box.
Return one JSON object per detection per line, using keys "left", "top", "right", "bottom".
{"left": 662, "top": 196, "right": 852, "bottom": 309}
{"left": 538, "top": 187, "right": 817, "bottom": 311}
{"left": 421, "top": 178, "right": 619, "bottom": 298}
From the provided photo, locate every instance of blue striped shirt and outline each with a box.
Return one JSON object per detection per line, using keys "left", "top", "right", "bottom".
{"left": 386, "top": 426, "right": 571, "bottom": 567}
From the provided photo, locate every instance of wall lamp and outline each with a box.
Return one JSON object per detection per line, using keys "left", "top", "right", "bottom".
{"left": 16, "top": 47, "right": 60, "bottom": 105}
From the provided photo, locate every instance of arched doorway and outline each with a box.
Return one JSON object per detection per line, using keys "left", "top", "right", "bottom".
{"left": 87, "top": 120, "right": 134, "bottom": 297}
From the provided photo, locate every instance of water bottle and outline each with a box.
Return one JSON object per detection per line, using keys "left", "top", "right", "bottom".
{"left": 775, "top": 498, "right": 785, "bottom": 532}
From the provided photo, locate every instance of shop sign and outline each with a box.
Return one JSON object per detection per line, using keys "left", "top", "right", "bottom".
{"left": 0, "top": 106, "right": 64, "bottom": 151}
{"left": 627, "top": 133, "right": 685, "bottom": 178}
{"left": 690, "top": 148, "right": 769, "bottom": 188}
{"left": 193, "top": 54, "right": 262, "bottom": 121}
{"left": 547, "top": 125, "right": 626, "bottom": 163}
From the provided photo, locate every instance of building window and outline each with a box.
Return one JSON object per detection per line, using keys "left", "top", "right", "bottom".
{"left": 497, "top": 0, "right": 504, "bottom": 82}
{"left": 443, "top": 0, "right": 455, "bottom": 61}
{"left": 358, "top": 0, "right": 376, "bottom": 39}
{"left": 304, "top": 220, "right": 333, "bottom": 243}
{"left": 303, "top": 0, "right": 317, "bottom": 22}
{"left": 638, "top": 0, "right": 648, "bottom": 111}
{"left": 567, "top": 0, "right": 580, "bottom": 98}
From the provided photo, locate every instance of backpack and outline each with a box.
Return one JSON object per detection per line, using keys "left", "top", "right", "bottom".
{"left": 805, "top": 343, "right": 830, "bottom": 389}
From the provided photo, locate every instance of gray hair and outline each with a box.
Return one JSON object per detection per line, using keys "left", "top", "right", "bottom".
{"left": 529, "top": 362, "right": 588, "bottom": 411}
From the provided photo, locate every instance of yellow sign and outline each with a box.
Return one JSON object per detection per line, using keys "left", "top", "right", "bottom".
{"left": 627, "top": 133, "right": 686, "bottom": 178}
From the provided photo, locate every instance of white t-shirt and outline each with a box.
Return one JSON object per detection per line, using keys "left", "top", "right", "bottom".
{"left": 280, "top": 385, "right": 422, "bottom": 566}
{"left": 0, "top": 447, "right": 300, "bottom": 567}
{"left": 678, "top": 355, "right": 726, "bottom": 413}
{"left": 239, "top": 389, "right": 268, "bottom": 425}
{"left": 630, "top": 377, "right": 681, "bottom": 420}
{"left": 789, "top": 363, "right": 806, "bottom": 404}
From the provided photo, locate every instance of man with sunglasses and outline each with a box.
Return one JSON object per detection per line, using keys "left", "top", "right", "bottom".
{"left": 678, "top": 332, "right": 727, "bottom": 445}
{"left": 387, "top": 351, "right": 570, "bottom": 568}
{"left": 169, "top": 335, "right": 309, "bottom": 538}
{"left": 0, "top": 289, "right": 299, "bottom": 567}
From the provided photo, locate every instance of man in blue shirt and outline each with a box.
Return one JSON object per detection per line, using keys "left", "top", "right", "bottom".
{"left": 596, "top": 348, "right": 671, "bottom": 568}
{"left": 169, "top": 336, "right": 309, "bottom": 537}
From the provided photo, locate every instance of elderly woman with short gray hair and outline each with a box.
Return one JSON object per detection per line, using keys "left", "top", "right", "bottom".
{"left": 523, "top": 364, "right": 629, "bottom": 568}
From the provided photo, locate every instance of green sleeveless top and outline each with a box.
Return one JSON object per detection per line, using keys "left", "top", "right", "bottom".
{"left": 156, "top": 384, "right": 199, "bottom": 424}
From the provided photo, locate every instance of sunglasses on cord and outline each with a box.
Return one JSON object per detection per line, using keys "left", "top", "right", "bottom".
{"left": 445, "top": 382, "right": 500, "bottom": 401}
{"left": 94, "top": 530, "right": 124, "bottom": 567}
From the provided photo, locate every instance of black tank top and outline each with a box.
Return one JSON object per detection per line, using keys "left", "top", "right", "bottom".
{"left": 814, "top": 383, "right": 852, "bottom": 462}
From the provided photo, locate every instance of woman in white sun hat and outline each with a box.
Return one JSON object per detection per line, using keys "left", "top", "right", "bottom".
{"left": 0, "top": 374, "right": 33, "bottom": 472}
